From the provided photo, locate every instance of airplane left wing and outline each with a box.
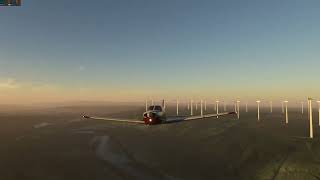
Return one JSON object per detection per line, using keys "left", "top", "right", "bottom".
{"left": 83, "top": 116, "right": 145, "bottom": 124}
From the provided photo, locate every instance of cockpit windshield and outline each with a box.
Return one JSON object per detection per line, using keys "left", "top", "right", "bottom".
{"left": 154, "top": 106, "right": 162, "bottom": 111}
{"left": 148, "top": 106, "right": 155, "bottom": 111}
{"left": 148, "top": 105, "right": 162, "bottom": 111}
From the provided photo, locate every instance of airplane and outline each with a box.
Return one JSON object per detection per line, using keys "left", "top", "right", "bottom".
{"left": 83, "top": 100, "right": 237, "bottom": 125}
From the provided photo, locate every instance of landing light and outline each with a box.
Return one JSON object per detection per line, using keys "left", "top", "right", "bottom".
{"left": 149, "top": 118, "right": 152, "bottom": 122}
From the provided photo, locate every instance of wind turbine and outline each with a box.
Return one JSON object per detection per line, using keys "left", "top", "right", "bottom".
{"left": 270, "top": 101, "right": 273, "bottom": 113}
{"left": 236, "top": 100, "right": 240, "bottom": 119}
{"left": 204, "top": 100, "right": 207, "bottom": 111}
{"left": 234, "top": 101, "right": 237, "bottom": 112}
{"left": 256, "top": 100, "right": 261, "bottom": 121}
{"left": 281, "top": 101, "right": 284, "bottom": 114}
{"left": 176, "top": 98, "right": 179, "bottom": 115}
{"left": 145, "top": 99, "right": 148, "bottom": 111}
{"left": 201, "top": 99, "right": 203, "bottom": 117}
{"left": 301, "top": 101, "right": 304, "bottom": 114}
{"left": 216, "top": 100, "right": 219, "bottom": 118}
{"left": 317, "top": 100, "right": 320, "bottom": 126}
{"left": 190, "top": 100, "right": 193, "bottom": 116}
{"left": 245, "top": 101, "right": 248, "bottom": 113}
{"left": 308, "top": 98, "right": 313, "bottom": 138}
{"left": 283, "top": 101, "right": 288, "bottom": 124}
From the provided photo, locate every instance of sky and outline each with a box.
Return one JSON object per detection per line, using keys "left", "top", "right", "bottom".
{"left": 0, "top": 0, "right": 320, "bottom": 104}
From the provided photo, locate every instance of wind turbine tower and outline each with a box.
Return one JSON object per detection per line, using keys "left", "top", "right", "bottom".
{"left": 201, "top": 100, "right": 203, "bottom": 117}
{"left": 204, "top": 100, "right": 207, "bottom": 111}
{"left": 256, "top": 100, "right": 261, "bottom": 121}
{"left": 284, "top": 101, "right": 288, "bottom": 124}
{"left": 317, "top": 100, "right": 320, "bottom": 126}
{"left": 214, "top": 100, "right": 217, "bottom": 111}
{"left": 176, "top": 98, "right": 179, "bottom": 115}
{"left": 216, "top": 100, "right": 219, "bottom": 118}
{"left": 308, "top": 98, "right": 313, "bottom": 138}
{"left": 190, "top": 100, "right": 193, "bottom": 116}
{"left": 236, "top": 100, "right": 240, "bottom": 119}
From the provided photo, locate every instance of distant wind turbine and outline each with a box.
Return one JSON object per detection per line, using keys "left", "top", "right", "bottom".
{"left": 281, "top": 101, "right": 284, "bottom": 114}
{"left": 284, "top": 101, "right": 288, "bottom": 124}
{"left": 204, "top": 100, "right": 207, "bottom": 111}
{"left": 190, "top": 100, "right": 193, "bottom": 116}
{"left": 236, "top": 100, "right": 240, "bottom": 119}
{"left": 301, "top": 101, "right": 304, "bottom": 114}
{"left": 317, "top": 100, "right": 320, "bottom": 126}
{"left": 201, "top": 100, "right": 203, "bottom": 117}
{"left": 176, "top": 98, "right": 179, "bottom": 115}
{"left": 245, "top": 101, "right": 248, "bottom": 113}
{"left": 270, "top": 101, "right": 273, "bottom": 113}
{"left": 308, "top": 98, "right": 313, "bottom": 138}
{"left": 216, "top": 100, "right": 219, "bottom": 118}
{"left": 256, "top": 100, "right": 261, "bottom": 121}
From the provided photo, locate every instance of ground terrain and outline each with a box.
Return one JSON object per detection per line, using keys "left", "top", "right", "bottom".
{"left": 0, "top": 104, "right": 320, "bottom": 180}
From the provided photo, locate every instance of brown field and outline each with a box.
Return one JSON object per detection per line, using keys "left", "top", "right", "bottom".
{"left": 0, "top": 103, "right": 320, "bottom": 180}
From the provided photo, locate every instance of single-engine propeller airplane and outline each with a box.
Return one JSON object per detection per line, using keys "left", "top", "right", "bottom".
{"left": 83, "top": 100, "right": 236, "bottom": 125}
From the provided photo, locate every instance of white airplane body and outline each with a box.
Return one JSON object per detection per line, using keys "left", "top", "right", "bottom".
{"left": 83, "top": 100, "right": 236, "bottom": 125}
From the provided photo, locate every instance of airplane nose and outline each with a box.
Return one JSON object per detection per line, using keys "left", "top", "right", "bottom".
{"left": 148, "top": 112, "right": 155, "bottom": 118}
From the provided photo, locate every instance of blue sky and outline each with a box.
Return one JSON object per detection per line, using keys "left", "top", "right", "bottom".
{"left": 0, "top": 0, "right": 320, "bottom": 103}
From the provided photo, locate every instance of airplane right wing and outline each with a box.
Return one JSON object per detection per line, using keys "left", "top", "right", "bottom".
{"left": 165, "top": 112, "right": 236, "bottom": 123}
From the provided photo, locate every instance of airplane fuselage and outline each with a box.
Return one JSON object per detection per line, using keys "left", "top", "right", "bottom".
{"left": 143, "top": 110, "right": 166, "bottom": 125}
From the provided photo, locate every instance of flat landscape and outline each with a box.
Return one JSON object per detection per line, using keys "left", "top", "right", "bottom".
{"left": 1, "top": 103, "right": 320, "bottom": 180}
